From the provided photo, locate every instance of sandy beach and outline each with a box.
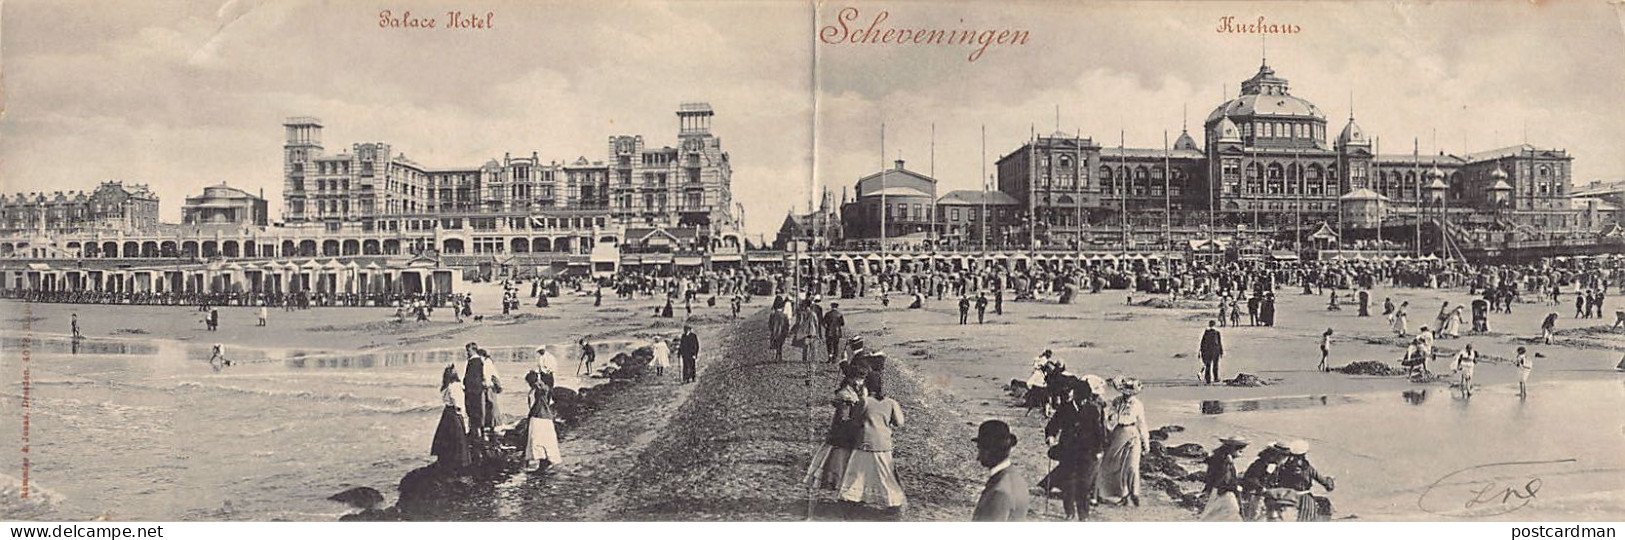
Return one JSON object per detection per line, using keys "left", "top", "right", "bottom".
{"left": 836, "top": 283, "right": 1625, "bottom": 521}
{"left": 3, "top": 280, "right": 1622, "bottom": 521}
{"left": 0, "top": 282, "right": 739, "bottom": 521}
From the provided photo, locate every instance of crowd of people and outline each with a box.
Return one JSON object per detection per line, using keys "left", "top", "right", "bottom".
{"left": 21, "top": 250, "right": 1625, "bottom": 521}
{"left": 0, "top": 287, "right": 463, "bottom": 308}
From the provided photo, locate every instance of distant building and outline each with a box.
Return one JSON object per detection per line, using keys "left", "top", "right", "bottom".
{"left": 182, "top": 183, "right": 269, "bottom": 226}
{"left": 970, "top": 59, "right": 1585, "bottom": 247}
{"left": 934, "top": 189, "right": 1020, "bottom": 249}
{"left": 774, "top": 188, "right": 841, "bottom": 250}
{"left": 1572, "top": 179, "right": 1625, "bottom": 231}
{"left": 0, "top": 181, "right": 159, "bottom": 235}
{"left": 840, "top": 160, "right": 937, "bottom": 245}
{"left": 279, "top": 103, "right": 740, "bottom": 250}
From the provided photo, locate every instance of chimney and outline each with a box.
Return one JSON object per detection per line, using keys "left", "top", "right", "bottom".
{"left": 894, "top": 159, "right": 905, "bottom": 171}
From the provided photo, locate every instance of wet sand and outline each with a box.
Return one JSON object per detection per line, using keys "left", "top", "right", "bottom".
{"left": 0, "top": 283, "right": 742, "bottom": 521}
{"left": 5, "top": 281, "right": 1621, "bottom": 521}
{"left": 840, "top": 284, "right": 1625, "bottom": 521}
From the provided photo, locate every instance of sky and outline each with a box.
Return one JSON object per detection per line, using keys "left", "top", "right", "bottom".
{"left": 3, "top": 0, "right": 1624, "bottom": 239}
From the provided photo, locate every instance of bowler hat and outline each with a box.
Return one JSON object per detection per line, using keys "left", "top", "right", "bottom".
{"left": 973, "top": 420, "right": 1018, "bottom": 449}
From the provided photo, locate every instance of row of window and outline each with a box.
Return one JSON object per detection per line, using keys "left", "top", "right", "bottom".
{"left": 1239, "top": 121, "right": 1324, "bottom": 142}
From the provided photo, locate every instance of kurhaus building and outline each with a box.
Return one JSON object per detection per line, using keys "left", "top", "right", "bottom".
{"left": 995, "top": 60, "right": 1579, "bottom": 247}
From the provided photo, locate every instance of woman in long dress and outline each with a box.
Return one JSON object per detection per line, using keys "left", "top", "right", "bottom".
{"left": 431, "top": 365, "right": 472, "bottom": 469}
{"left": 805, "top": 367, "right": 865, "bottom": 490}
{"left": 838, "top": 377, "right": 906, "bottom": 510}
{"left": 1199, "top": 436, "right": 1250, "bottom": 521}
{"left": 1391, "top": 302, "right": 1410, "bottom": 336}
{"left": 651, "top": 338, "right": 672, "bottom": 378}
{"left": 523, "top": 370, "right": 562, "bottom": 472}
{"left": 1440, "top": 306, "right": 1465, "bottom": 338}
{"left": 1098, "top": 377, "right": 1148, "bottom": 506}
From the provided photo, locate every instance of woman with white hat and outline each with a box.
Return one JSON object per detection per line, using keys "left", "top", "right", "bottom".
{"left": 1097, "top": 377, "right": 1148, "bottom": 507}
{"left": 1272, "top": 439, "right": 1335, "bottom": 521}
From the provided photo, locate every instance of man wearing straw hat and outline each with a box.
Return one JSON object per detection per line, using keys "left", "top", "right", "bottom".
{"left": 972, "top": 420, "right": 1029, "bottom": 521}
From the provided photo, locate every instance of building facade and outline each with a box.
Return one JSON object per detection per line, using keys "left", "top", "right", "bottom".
{"left": 0, "top": 181, "right": 160, "bottom": 235}
{"left": 986, "top": 60, "right": 1581, "bottom": 247}
{"left": 935, "top": 189, "right": 1020, "bottom": 249}
{"left": 280, "top": 103, "right": 741, "bottom": 250}
{"left": 840, "top": 160, "right": 938, "bottom": 244}
{"left": 183, "top": 183, "right": 270, "bottom": 226}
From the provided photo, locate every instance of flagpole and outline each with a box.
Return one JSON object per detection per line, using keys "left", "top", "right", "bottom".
{"left": 930, "top": 122, "right": 937, "bottom": 251}
{"left": 1120, "top": 129, "right": 1127, "bottom": 256}
{"left": 1076, "top": 129, "right": 1084, "bottom": 257}
{"left": 1029, "top": 125, "right": 1037, "bottom": 252}
{"left": 1294, "top": 149, "right": 1302, "bottom": 254}
{"left": 879, "top": 123, "right": 887, "bottom": 255}
{"left": 1375, "top": 137, "right": 1382, "bottom": 253}
{"left": 1413, "top": 138, "right": 1420, "bottom": 259}
{"left": 982, "top": 124, "right": 988, "bottom": 254}
{"left": 1164, "top": 130, "right": 1172, "bottom": 253}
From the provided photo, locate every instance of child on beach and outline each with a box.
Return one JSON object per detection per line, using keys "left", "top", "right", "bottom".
{"left": 1451, "top": 344, "right": 1478, "bottom": 397}
{"left": 1514, "top": 346, "right": 1531, "bottom": 398}
{"left": 208, "top": 344, "right": 232, "bottom": 371}
{"left": 1318, "top": 329, "right": 1333, "bottom": 372}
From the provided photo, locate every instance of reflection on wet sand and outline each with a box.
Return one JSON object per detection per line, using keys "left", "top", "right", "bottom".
{"left": 1199, "top": 394, "right": 1360, "bottom": 415}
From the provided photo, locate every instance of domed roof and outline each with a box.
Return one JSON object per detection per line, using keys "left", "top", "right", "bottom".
{"left": 1215, "top": 117, "right": 1241, "bottom": 141}
{"left": 1205, "top": 62, "right": 1326, "bottom": 126}
{"left": 1425, "top": 166, "right": 1446, "bottom": 180}
{"left": 1336, "top": 118, "right": 1367, "bottom": 146}
{"left": 1489, "top": 165, "right": 1509, "bottom": 179}
{"left": 1206, "top": 94, "right": 1325, "bottom": 124}
{"left": 1173, "top": 130, "right": 1199, "bottom": 151}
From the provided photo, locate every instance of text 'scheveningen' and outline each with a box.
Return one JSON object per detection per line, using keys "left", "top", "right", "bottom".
{"left": 819, "top": 7, "right": 1030, "bottom": 62}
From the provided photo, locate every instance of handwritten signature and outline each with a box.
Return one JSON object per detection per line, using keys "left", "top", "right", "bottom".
{"left": 1417, "top": 459, "right": 1575, "bottom": 517}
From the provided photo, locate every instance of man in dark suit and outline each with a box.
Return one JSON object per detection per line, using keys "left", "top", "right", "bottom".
{"left": 821, "top": 302, "right": 845, "bottom": 362}
{"left": 972, "top": 420, "right": 1029, "bottom": 521}
{"left": 1201, "top": 320, "right": 1224, "bottom": 385}
{"left": 1045, "top": 377, "right": 1108, "bottom": 520}
{"left": 679, "top": 325, "right": 700, "bottom": 384}
{"left": 768, "top": 295, "right": 790, "bottom": 361}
